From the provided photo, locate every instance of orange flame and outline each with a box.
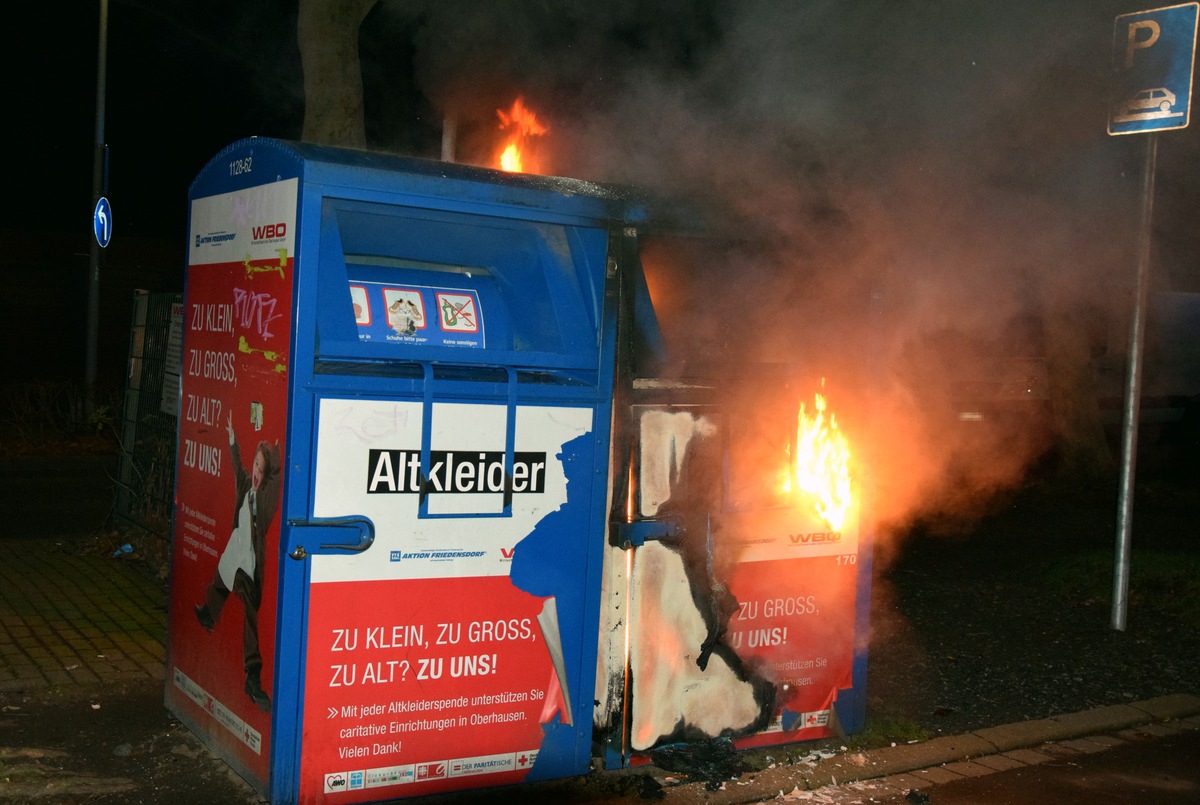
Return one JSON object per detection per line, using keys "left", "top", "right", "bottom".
{"left": 782, "top": 382, "right": 853, "bottom": 531}
{"left": 495, "top": 97, "right": 547, "bottom": 173}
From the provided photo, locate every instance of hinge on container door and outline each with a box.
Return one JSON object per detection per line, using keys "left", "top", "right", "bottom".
{"left": 613, "top": 518, "right": 681, "bottom": 549}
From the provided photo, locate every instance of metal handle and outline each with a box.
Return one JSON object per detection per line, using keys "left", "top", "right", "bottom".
{"left": 286, "top": 515, "right": 375, "bottom": 560}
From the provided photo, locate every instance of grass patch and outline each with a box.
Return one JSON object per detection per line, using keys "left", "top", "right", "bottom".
{"left": 845, "top": 716, "right": 934, "bottom": 750}
{"left": 1043, "top": 548, "right": 1200, "bottom": 626}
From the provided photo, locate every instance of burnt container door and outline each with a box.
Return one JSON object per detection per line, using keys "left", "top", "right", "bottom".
{"left": 595, "top": 370, "right": 871, "bottom": 763}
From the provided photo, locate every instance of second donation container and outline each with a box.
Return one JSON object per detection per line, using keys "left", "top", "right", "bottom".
{"left": 165, "top": 137, "right": 649, "bottom": 803}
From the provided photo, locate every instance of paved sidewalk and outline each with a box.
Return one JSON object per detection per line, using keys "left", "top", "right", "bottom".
{"left": 0, "top": 538, "right": 166, "bottom": 691}
{"left": 634, "top": 695, "right": 1200, "bottom": 804}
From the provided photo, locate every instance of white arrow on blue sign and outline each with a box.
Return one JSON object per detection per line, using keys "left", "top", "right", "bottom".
{"left": 1109, "top": 3, "right": 1200, "bottom": 135}
{"left": 93, "top": 196, "right": 112, "bottom": 248}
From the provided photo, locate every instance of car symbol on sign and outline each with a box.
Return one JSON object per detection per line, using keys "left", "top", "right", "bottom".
{"left": 1113, "top": 87, "right": 1178, "bottom": 121}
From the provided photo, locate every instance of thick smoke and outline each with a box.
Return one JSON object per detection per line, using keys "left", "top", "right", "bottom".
{"left": 399, "top": 0, "right": 1157, "bottom": 545}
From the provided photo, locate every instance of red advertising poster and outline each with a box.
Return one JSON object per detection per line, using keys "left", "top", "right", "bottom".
{"left": 722, "top": 506, "right": 861, "bottom": 748}
{"left": 166, "top": 179, "right": 297, "bottom": 785}
{"left": 303, "top": 577, "right": 557, "bottom": 799}
{"left": 298, "top": 398, "right": 594, "bottom": 802}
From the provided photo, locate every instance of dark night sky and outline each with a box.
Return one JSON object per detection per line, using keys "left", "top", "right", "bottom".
{"left": 16, "top": 1, "right": 1197, "bottom": 242}
{"left": 5, "top": 1, "right": 1199, "bottom": 401}
{"left": 12, "top": 2, "right": 305, "bottom": 240}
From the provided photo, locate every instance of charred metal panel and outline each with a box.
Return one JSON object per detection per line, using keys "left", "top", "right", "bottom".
{"left": 598, "top": 369, "right": 870, "bottom": 765}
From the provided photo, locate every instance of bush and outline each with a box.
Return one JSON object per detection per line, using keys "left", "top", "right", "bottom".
{"left": 0, "top": 379, "right": 121, "bottom": 453}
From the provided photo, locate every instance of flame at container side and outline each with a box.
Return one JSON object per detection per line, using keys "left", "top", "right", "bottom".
{"left": 784, "top": 386, "right": 853, "bottom": 532}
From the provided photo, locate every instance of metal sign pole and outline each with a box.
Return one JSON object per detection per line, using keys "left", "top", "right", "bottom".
{"left": 1107, "top": 3, "right": 1197, "bottom": 631}
{"left": 1112, "top": 133, "right": 1157, "bottom": 631}
{"left": 86, "top": 0, "right": 109, "bottom": 411}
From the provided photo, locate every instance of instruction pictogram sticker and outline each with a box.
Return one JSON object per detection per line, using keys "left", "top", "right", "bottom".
{"left": 436, "top": 292, "right": 480, "bottom": 333}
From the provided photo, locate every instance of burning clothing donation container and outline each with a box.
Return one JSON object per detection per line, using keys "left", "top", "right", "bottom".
{"left": 166, "top": 137, "right": 648, "bottom": 804}
{"left": 594, "top": 366, "right": 871, "bottom": 763}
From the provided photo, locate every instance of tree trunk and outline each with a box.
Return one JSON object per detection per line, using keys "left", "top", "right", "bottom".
{"left": 297, "top": 0, "right": 379, "bottom": 147}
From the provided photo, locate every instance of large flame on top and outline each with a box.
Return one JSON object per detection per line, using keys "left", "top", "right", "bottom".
{"left": 495, "top": 97, "right": 547, "bottom": 173}
{"left": 781, "top": 383, "right": 853, "bottom": 531}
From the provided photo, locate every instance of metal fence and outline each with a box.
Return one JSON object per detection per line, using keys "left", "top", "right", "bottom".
{"left": 114, "top": 290, "right": 182, "bottom": 537}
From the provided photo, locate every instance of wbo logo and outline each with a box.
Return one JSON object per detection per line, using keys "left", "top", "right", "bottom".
{"left": 251, "top": 221, "right": 287, "bottom": 241}
{"left": 788, "top": 531, "right": 843, "bottom": 546}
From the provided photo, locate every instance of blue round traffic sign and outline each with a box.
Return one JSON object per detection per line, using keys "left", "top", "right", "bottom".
{"left": 93, "top": 196, "right": 112, "bottom": 248}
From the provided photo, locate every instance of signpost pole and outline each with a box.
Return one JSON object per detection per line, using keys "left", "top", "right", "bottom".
{"left": 86, "top": 0, "right": 109, "bottom": 413}
{"left": 1112, "top": 133, "right": 1157, "bottom": 631}
{"left": 1106, "top": 2, "right": 1197, "bottom": 630}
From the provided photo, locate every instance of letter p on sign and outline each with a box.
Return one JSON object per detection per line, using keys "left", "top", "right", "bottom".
{"left": 1126, "top": 20, "right": 1161, "bottom": 66}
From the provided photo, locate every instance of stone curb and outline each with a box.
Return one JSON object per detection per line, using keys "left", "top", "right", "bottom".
{"left": 648, "top": 693, "right": 1200, "bottom": 804}
{"left": 973, "top": 702, "right": 1162, "bottom": 751}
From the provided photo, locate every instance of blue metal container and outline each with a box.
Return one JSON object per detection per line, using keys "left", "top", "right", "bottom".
{"left": 166, "top": 137, "right": 655, "bottom": 803}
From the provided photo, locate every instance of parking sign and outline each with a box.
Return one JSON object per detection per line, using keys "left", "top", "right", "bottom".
{"left": 1109, "top": 3, "right": 1199, "bottom": 135}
